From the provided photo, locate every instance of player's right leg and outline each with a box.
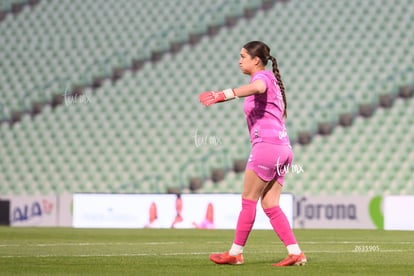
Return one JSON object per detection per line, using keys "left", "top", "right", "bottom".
{"left": 210, "top": 170, "right": 267, "bottom": 265}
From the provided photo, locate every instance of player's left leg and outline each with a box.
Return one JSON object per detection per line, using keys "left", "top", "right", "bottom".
{"left": 261, "top": 180, "right": 307, "bottom": 266}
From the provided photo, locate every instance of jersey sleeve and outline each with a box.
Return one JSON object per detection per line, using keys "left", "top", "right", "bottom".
{"left": 251, "top": 72, "right": 268, "bottom": 84}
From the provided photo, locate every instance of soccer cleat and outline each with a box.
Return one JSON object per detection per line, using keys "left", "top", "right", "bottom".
{"left": 272, "top": 252, "right": 307, "bottom": 266}
{"left": 209, "top": 251, "right": 244, "bottom": 265}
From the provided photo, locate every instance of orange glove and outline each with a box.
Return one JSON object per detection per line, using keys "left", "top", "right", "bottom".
{"left": 199, "top": 89, "right": 236, "bottom": 107}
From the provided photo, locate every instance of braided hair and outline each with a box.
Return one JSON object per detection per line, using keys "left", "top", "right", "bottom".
{"left": 243, "top": 41, "right": 287, "bottom": 118}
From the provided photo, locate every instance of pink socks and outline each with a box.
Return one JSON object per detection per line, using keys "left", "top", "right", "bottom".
{"left": 233, "top": 198, "right": 257, "bottom": 246}
{"left": 232, "top": 199, "right": 297, "bottom": 251}
{"left": 264, "top": 205, "right": 297, "bottom": 246}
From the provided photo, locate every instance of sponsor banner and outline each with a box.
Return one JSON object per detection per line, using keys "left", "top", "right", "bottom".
{"left": 294, "top": 196, "right": 377, "bottom": 229}
{"left": 57, "top": 193, "right": 73, "bottom": 227}
{"left": 5, "top": 195, "right": 58, "bottom": 226}
{"left": 6, "top": 194, "right": 398, "bottom": 229}
{"left": 73, "top": 193, "right": 294, "bottom": 229}
{"left": 384, "top": 195, "right": 414, "bottom": 230}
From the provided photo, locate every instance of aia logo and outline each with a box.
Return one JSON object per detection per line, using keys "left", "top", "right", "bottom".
{"left": 12, "top": 199, "right": 54, "bottom": 222}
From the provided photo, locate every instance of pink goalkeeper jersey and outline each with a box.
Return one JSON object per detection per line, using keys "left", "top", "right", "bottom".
{"left": 243, "top": 70, "right": 290, "bottom": 146}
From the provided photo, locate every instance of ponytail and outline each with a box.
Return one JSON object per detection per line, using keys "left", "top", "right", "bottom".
{"left": 269, "top": 56, "right": 287, "bottom": 118}
{"left": 243, "top": 41, "right": 287, "bottom": 118}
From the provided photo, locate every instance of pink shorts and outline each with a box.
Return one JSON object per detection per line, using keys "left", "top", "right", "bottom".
{"left": 246, "top": 142, "right": 293, "bottom": 185}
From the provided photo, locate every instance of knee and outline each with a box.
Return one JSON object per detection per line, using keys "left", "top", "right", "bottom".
{"left": 242, "top": 192, "right": 261, "bottom": 201}
{"left": 261, "top": 197, "right": 278, "bottom": 210}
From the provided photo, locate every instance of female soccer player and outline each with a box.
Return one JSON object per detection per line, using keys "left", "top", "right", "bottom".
{"left": 199, "top": 41, "right": 306, "bottom": 266}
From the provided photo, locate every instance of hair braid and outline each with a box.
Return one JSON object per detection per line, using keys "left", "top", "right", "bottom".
{"left": 243, "top": 41, "right": 288, "bottom": 118}
{"left": 269, "top": 56, "right": 287, "bottom": 118}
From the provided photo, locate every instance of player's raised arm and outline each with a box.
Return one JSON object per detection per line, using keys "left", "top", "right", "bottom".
{"left": 199, "top": 80, "right": 266, "bottom": 107}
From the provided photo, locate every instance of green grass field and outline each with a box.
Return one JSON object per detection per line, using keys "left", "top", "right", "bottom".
{"left": 0, "top": 227, "right": 413, "bottom": 275}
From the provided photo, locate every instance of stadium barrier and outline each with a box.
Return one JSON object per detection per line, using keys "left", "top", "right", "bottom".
{"left": 1, "top": 194, "right": 413, "bottom": 230}
{"left": 383, "top": 195, "right": 414, "bottom": 230}
{"left": 294, "top": 195, "right": 378, "bottom": 229}
{"left": 0, "top": 194, "right": 72, "bottom": 227}
{"left": 72, "top": 193, "right": 294, "bottom": 229}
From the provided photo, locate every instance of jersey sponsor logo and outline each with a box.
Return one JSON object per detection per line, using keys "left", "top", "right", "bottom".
{"left": 278, "top": 128, "right": 288, "bottom": 139}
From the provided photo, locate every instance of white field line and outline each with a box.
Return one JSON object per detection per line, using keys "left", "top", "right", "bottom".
{"left": 299, "top": 241, "right": 414, "bottom": 244}
{"left": 0, "top": 252, "right": 210, "bottom": 258}
{"left": 1, "top": 249, "right": 414, "bottom": 259}
{"left": 0, "top": 242, "right": 184, "bottom": 247}
{"left": 0, "top": 240, "right": 413, "bottom": 248}
{"left": 1, "top": 241, "right": 413, "bottom": 258}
